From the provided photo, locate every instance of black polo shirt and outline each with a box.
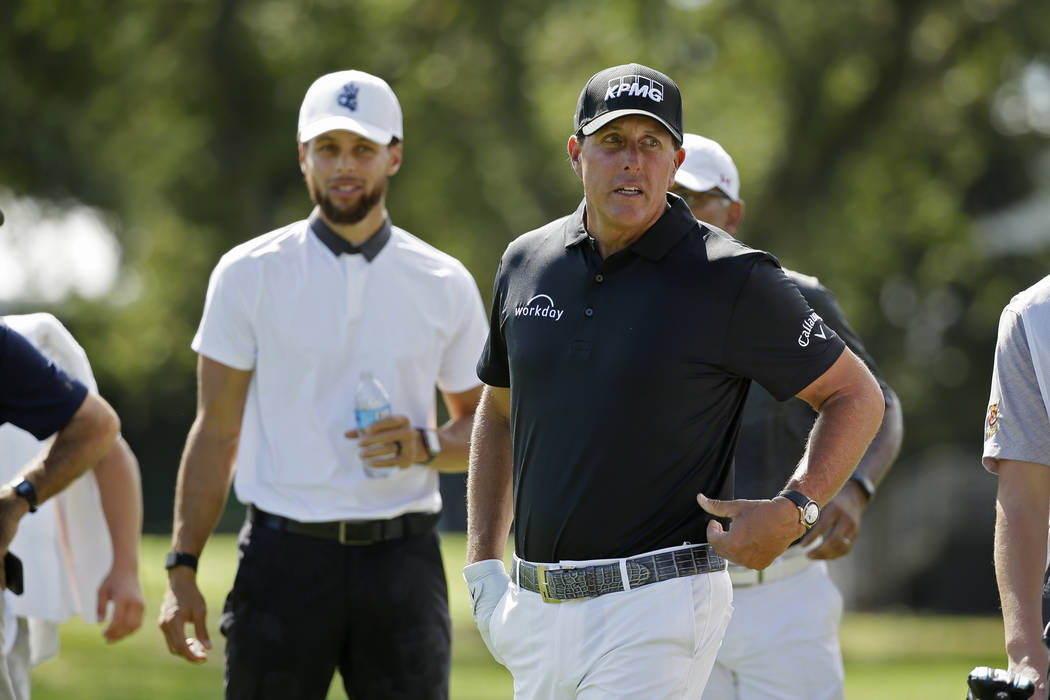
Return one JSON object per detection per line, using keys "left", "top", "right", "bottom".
{"left": 0, "top": 324, "right": 87, "bottom": 439}
{"left": 477, "top": 196, "right": 845, "bottom": 562}
{"left": 735, "top": 270, "right": 894, "bottom": 500}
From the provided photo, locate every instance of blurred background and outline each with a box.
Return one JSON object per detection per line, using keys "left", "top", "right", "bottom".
{"left": 2, "top": 0, "right": 1048, "bottom": 616}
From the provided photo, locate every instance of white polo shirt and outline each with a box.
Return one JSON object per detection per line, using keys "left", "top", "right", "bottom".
{"left": 192, "top": 211, "right": 488, "bottom": 522}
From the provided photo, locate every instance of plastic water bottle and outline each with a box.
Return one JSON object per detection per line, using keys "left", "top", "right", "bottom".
{"left": 355, "top": 371, "right": 395, "bottom": 479}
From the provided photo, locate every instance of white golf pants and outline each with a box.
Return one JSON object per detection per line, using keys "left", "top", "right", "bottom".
{"left": 487, "top": 566, "right": 733, "bottom": 699}
{"left": 702, "top": 559, "right": 844, "bottom": 700}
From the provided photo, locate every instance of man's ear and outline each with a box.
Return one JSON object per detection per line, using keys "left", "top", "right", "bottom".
{"left": 386, "top": 142, "right": 403, "bottom": 176}
{"left": 724, "top": 200, "right": 745, "bottom": 236}
{"left": 568, "top": 135, "right": 583, "bottom": 179}
{"left": 666, "top": 147, "right": 686, "bottom": 188}
{"left": 298, "top": 142, "right": 307, "bottom": 174}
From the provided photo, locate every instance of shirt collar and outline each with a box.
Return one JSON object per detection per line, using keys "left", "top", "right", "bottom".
{"left": 562, "top": 194, "right": 697, "bottom": 261}
{"left": 309, "top": 210, "right": 391, "bottom": 262}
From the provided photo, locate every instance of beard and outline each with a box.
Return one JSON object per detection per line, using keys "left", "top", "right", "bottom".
{"left": 308, "top": 175, "right": 387, "bottom": 225}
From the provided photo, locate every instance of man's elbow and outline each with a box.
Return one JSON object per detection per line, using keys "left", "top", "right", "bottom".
{"left": 859, "top": 373, "right": 885, "bottom": 432}
{"left": 80, "top": 393, "right": 122, "bottom": 450}
{"left": 97, "top": 398, "right": 121, "bottom": 445}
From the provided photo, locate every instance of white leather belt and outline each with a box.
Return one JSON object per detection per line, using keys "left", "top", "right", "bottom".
{"left": 727, "top": 547, "right": 816, "bottom": 587}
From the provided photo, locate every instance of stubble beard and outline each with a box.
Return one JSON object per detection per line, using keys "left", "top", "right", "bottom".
{"left": 309, "top": 175, "right": 387, "bottom": 225}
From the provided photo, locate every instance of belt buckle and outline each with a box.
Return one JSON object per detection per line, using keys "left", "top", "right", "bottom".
{"left": 535, "top": 565, "right": 562, "bottom": 604}
{"left": 337, "top": 521, "right": 372, "bottom": 546}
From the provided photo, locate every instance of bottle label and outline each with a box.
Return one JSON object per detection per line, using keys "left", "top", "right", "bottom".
{"left": 355, "top": 406, "right": 391, "bottom": 429}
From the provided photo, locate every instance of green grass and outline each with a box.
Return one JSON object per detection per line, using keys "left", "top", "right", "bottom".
{"left": 30, "top": 534, "right": 1006, "bottom": 699}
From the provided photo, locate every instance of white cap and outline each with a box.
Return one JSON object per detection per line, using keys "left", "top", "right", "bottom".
{"left": 675, "top": 133, "right": 740, "bottom": 201}
{"left": 297, "top": 70, "right": 403, "bottom": 145}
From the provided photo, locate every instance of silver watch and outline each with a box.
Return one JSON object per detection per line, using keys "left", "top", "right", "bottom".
{"left": 419, "top": 428, "right": 441, "bottom": 465}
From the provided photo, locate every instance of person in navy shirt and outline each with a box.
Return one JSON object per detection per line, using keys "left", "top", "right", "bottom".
{"left": 0, "top": 322, "right": 120, "bottom": 698}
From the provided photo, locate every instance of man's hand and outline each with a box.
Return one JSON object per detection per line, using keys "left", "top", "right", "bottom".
{"left": 0, "top": 490, "right": 30, "bottom": 589}
{"left": 158, "top": 569, "right": 211, "bottom": 663}
{"left": 346, "top": 414, "right": 426, "bottom": 470}
{"left": 1007, "top": 652, "right": 1049, "bottom": 699}
{"left": 967, "top": 665, "right": 1038, "bottom": 699}
{"left": 698, "top": 493, "right": 805, "bottom": 570}
{"left": 463, "top": 559, "right": 511, "bottom": 665}
{"left": 97, "top": 567, "right": 145, "bottom": 642}
{"left": 800, "top": 480, "right": 866, "bottom": 560}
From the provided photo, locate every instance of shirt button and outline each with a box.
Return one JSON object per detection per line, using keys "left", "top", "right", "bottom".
{"left": 584, "top": 308, "right": 594, "bottom": 317}
{"left": 595, "top": 273, "right": 605, "bottom": 283}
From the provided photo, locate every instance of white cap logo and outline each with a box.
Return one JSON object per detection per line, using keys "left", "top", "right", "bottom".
{"left": 605, "top": 75, "right": 664, "bottom": 103}
{"left": 338, "top": 83, "right": 359, "bottom": 112}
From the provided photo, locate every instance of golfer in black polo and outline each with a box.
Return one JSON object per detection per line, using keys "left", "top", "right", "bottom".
{"left": 463, "top": 63, "right": 887, "bottom": 699}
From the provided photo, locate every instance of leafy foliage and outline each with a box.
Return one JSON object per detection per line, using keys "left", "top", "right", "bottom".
{"left": 2, "top": 0, "right": 1048, "bottom": 609}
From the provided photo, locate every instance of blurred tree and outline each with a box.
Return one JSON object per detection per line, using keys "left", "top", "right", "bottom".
{"left": 1, "top": 0, "right": 1048, "bottom": 610}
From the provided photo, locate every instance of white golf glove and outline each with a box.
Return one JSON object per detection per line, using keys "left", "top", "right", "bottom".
{"left": 463, "top": 559, "right": 511, "bottom": 664}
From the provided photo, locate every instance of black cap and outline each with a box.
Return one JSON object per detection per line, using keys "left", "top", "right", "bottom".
{"left": 574, "top": 63, "right": 683, "bottom": 142}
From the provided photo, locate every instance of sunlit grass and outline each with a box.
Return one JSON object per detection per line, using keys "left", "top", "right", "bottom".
{"left": 30, "top": 535, "right": 1005, "bottom": 699}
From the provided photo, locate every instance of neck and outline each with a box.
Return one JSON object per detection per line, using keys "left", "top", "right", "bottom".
{"left": 583, "top": 205, "right": 661, "bottom": 259}
{"left": 320, "top": 200, "right": 388, "bottom": 246}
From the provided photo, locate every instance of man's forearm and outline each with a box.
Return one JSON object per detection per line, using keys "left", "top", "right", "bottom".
{"left": 465, "top": 388, "right": 514, "bottom": 564}
{"left": 791, "top": 375, "right": 884, "bottom": 504}
{"left": 851, "top": 389, "right": 903, "bottom": 491}
{"left": 429, "top": 413, "right": 476, "bottom": 473}
{"left": 170, "top": 419, "right": 238, "bottom": 557}
{"left": 996, "top": 502, "right": 1047, "bottom": 665}
{"left": 995, "top": 460, "right": 1050, "bottom": 671}
{"left": 24, "top": 393, "right": 120, "bottom": 504}
{"left": 94, "top": 436, "right": 143, "bottom": 574}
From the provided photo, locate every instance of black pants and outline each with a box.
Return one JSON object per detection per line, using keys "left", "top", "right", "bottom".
{"left": 220, "top": 516, "right": 451, "bottom": 700}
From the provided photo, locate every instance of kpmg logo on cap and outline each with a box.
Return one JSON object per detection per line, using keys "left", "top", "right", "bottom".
{"left": 338, "top": 83, "right": 359, "bottom": 112}
{"left": 605, "top": 75, "right": 664, "bottom": 103}
{"left": 515, "top": 294, "right": 565, "bottom": 321}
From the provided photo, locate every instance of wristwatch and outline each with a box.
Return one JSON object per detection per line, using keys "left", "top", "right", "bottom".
{"left": 419, "top": 428, "right": 441, "bottom": 465}
{"left": 164, "top": 551, "right": 199, "bottom": 572}
{"left": 777, "top": 489, "right": 820, "bottom": 529}
{"left": 12, "top": 480, "right": 37, "bottom": 513}
{"left": 850, "top": 474, "right": 876, "bottom": 503}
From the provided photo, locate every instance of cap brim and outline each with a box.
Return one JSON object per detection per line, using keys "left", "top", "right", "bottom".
{"left": 299, "top": 116, "right": 395, "bottom": 145}
{"left": 674, "top": 170, "right": 721, "bottom": 194}
{"left": 580, "top": 109, "right": 681, "bottom": 142}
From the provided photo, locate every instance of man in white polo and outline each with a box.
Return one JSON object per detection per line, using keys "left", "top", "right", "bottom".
{"left": 157, "top": 69, "right": 489, "bottom": 699}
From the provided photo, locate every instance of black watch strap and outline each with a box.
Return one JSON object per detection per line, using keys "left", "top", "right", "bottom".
{"left": 776, "top": 489, "right": 809, "bottom": 509}
{"left": 13, "top": 480, "right": 37, "bottom": 513}
{"left": 850, "top": 474, "right": 876, "bottom": 503}
{"left": 776, "top": 489, "right": 820, "bottom": 529}
{"left": 165, "top": 551, "right": 199, "bottom": 571}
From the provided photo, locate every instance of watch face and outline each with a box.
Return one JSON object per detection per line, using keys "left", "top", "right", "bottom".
{"left": 802, "top": 502, "right": 820, "bottom": 526}
{"left": 424, "top": 429, "right": 440, "bottom": 454}
{"left": 14, "top": 480, "right": 37, "bottom": 511}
